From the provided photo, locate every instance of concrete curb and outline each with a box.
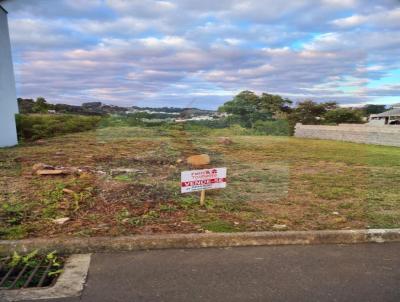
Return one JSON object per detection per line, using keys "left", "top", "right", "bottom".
{"left": 1, "top": 229, "right": 400, "bottom": 255}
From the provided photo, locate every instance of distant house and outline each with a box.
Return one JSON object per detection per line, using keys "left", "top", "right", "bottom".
{"left": 0, "top": 3, "right": 19, "bottom": 147}
{"left": 175, "top": 115, "right": 216, "bottom": 123}
{"left": 369, "top": 104, "right": 400, "bottom": 126}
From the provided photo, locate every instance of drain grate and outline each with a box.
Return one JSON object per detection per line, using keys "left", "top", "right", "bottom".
{"left": 0, "top": 251, "right": 65, "bottom": 290}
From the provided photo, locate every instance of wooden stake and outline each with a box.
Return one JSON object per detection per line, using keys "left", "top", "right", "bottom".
{"left": 200, "top": 190, "right": 206, "bottom": 206}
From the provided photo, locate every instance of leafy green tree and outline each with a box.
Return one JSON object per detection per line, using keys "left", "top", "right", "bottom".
{"left": 324, "top": 108, "right": 364, "bottom": 124}
{"left": 17, "top": 98, "right": 35, "bottom": 114}
{"left": 363, "top": 104, "right": 386, "bottom": 115}
{"left": 218, "top": 91, "right": 292, "bottom": 128}
{"left": 289, "top": 100, "right": 337, "bottom": 125}
{"left": 32, "top": 97, "right": 50, "bottom": 113}
{"left": 259, "top": 93, "right": 293, "bottom": 114}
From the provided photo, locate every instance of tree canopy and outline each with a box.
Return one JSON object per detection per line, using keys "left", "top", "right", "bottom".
{"left": 363, "top": 104, "right": 387, "bottom": 115}
{"left": 288, "top": 100, "right": 338, "bottom": 125}
{"left": 324, "top": 108, "right": 363, "bottom": 124}
{"left": 218, "top": 90, "right": 292, "bottom": 127}
{"left": 18, "top": 97, "right": 53, "bottom": 114}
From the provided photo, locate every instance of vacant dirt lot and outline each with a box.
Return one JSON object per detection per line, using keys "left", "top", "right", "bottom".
{"left": 1, "top": 126, "right": 400, "bottom": 239}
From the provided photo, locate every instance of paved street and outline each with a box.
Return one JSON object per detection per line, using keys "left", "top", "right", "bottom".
{"left": 22, "top": 243, "right": 400, "bottom": 302}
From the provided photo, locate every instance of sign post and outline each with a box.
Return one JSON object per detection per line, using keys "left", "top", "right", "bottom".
{"left": 200, "top": 190, "right": 206, "bottom": 206}
{"left": 181, "top": 167, "right": 227, "bottom": 205}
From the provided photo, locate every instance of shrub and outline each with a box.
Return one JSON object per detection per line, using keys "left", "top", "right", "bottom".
{"left": 324, "top": 108, "right": 364, "bottom": 124}
{"left": 98, "top": 116, "right": 132, "bottom": 128}
{"left": 185, "top": 119, "right": 231, "bottom": 129}
{"left": 16, "top": 114, "right": 102, "bottom": 141}
{"left": 253, "top": 120, "right": 290, "bottom": 136}
{"left": 212, "top": 124, "right": 252, "bottom": 136}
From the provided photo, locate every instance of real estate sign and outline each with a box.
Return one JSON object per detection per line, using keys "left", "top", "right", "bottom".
{"left": 181, "top": 167, "right": 227, "bottom": 193}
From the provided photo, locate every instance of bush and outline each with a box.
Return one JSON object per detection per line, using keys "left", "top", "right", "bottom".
{"left": 253, "top": 120, "right": 290, "bottom": 136}
{"left": 185, "top": 119, "right": 231, "bottom": 129}
{"left": 16, "top": 114, "right": 102, "bottom": 141}
{"left": 212, "top": 124, "right": 252, "bottom": 136}
{"left": 324, "top": 108, "right": 364, "bottom": 124}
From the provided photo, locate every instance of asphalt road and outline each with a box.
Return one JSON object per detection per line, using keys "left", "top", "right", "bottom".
{"left": 23, "top": 243, "right": 400, "bottom": 302}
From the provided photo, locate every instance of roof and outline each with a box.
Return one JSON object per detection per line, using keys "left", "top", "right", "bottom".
{"left": 374, "top": 108, "right": 400, "bottom": 117}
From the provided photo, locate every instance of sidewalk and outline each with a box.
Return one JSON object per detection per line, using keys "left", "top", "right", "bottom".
{"left": 23, "top": 243, "right": 400, "bottom": 302}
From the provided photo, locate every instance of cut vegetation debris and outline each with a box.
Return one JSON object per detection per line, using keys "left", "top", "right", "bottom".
{"left": 1, "top": 126, "right": 400, "bottom": 240}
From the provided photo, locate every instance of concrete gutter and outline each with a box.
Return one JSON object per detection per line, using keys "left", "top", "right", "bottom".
{"left": 1, "top": 229, "right": 400, "bottom": 255}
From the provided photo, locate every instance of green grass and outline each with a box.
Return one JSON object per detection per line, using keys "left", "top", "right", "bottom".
{"left": 202, "top": 220, "right": 238, "bottom": 232}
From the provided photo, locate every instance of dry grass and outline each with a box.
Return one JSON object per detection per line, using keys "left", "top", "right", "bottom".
{"left": 1, "top": 126, "right": 400, "bottom": 239}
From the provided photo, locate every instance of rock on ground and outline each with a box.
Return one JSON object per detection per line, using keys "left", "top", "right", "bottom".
{"left": 217, "top": 137, "right": 233, "bottom": 145}
{"left": 32, "top": 163, "right": 54, "bottom": 173}
{"left": 186, "top": 154, "right": 211, "bottom": 167}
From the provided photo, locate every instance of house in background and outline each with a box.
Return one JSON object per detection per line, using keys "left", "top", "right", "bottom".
{"left": 0, "top": 3, "right": 19, "bottom": 147}
{"left": 369, "top": 104, "right": 400, "bottom": 126}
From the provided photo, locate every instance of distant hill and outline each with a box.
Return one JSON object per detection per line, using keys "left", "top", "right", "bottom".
{"left": 17, "top": 98, "right": 215, "bottom": 117}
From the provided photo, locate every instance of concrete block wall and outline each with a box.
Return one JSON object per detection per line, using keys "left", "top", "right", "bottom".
{"left": 294, "top": 123, "right": 400, "bottom": 147}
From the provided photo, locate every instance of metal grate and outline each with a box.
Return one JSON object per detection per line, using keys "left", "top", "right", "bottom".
{"left": 0, "top": 254, "right": 64, "bottom": 290}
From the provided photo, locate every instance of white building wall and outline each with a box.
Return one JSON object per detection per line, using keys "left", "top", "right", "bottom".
{"left": 368, "top": 119, "right": 386, "bottom": 126}
{"left": 0, "top": 6, "right": 18, "bottom": 147}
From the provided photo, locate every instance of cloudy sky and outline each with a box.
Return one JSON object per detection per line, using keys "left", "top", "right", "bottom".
{"left": 2, "top": 0, "right": 400, "bottom": 109}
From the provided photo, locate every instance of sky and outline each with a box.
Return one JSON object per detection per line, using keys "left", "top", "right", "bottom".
{"left": 2, "top": 0, "right": 400, "bottom": 109}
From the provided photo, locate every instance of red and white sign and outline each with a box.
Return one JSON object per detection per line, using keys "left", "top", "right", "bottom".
{"left": 181, "top": 167, "right": 227, "bottom": 193}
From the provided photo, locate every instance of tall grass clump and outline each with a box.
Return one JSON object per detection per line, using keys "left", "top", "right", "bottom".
{"left": 16, "top": 114, "right": 102, "bottom": 141}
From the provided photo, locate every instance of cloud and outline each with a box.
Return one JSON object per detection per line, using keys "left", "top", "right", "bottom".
{"left": 332, "top": 7, "right": 400, "bottom": 30}
{"left": 9, "top": 18, "right": 83, "bottom": 49}
{"left": 2, "top": 0, "right": 399, "bottom": 108}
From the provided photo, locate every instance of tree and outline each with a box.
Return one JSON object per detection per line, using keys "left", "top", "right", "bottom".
{"left": 322, "top": 101, "right": 339, "bottom": 111}
{"left": 32, "top": 97, "right": 50, "bottom": 113}
{"left": 363, "top": 104, "right": 386, "bottom": 115}
{"left": 218, "top": 91, "right": 292, "bottom": 128}
{"left": 17, "top": 98, "right": 35, "bottom": 114}
{"left": 289, "top": 100, "right": 338, "bottom": 125}
{"left": 259, "top": 93, "right": 293, "bottom": 114}
{"left": 324, "top": 108, "right": 364, "bottom": 124}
